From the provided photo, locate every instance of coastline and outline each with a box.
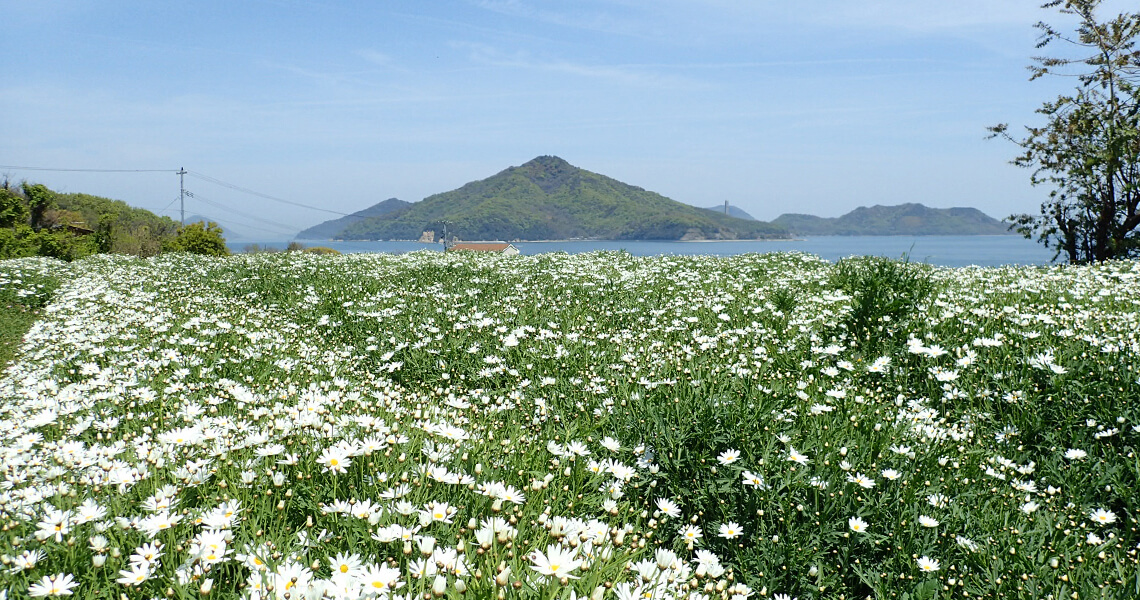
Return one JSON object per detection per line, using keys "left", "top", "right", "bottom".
{"left": 302, "top": 234, "right": 1014, "bottom": 244}
{"left": 229, "top": 236, "right": 1056, "bottom": 267}
{"left": 514, "top": 238, "right": 802, "bottom": 243}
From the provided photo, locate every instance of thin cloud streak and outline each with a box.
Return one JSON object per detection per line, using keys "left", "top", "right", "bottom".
{"left": 455, "top": 41, "right": 705, "bottom": 89}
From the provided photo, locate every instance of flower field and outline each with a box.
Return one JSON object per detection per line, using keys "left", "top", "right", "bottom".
{"left": 0, "top": 250, "right": 1138, "bottom": 600}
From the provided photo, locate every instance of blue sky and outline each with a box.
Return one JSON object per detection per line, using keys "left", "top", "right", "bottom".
{"left": 1, "top": 0, "right": 1129, "bottom": 239}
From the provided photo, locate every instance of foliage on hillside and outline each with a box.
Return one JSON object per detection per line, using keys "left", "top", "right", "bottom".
{"left": 334, "top": 156, "right": 788, "bottom": 241}
{"left": 1, "top": 184, "right": 103, "bottom": 261}
{"left": 774, "top": 203, "right": 1012, "bottom": 236}
{"left": 0, "top": 181, "right": 227, "bottom": 259}
{"left": 52, "top": 190, "right": 182, "bottom": 255}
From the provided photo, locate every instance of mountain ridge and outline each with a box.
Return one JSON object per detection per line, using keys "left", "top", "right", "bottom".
{"left": 773, "top": 203, "right": 1011, "bottom": 236}
{"left": 326, "top": 156, "right": 787, "bottom": 241}
{"left": 295, "top": 198, "right": 409, "bottom": 240}
{"left": 295, "top": 158, "right": 1011, "bottom": 241}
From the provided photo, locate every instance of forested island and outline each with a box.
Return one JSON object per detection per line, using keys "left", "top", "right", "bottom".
{"left": 299, "top": 157, "right": 1011, "bottom": 242}
{"left": 299, "top": 156, "right": 787, "bottom": 242}
{"left": 773, "top": 204, "right": 1011, "bottom": 236}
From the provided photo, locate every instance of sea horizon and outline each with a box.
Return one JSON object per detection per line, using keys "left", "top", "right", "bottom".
{"left": 229, "top": 235, "right": 1059, "bottom": 268}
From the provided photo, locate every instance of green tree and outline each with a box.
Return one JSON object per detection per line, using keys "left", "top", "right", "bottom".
{"left": 163, "top": 221, "right": 230, "bottom": 256}
{"left": 94, "top": 214, "right": 114, "bottom": 253}
{"left": 0, "top": 226, "right": 36, "bottom": 259}
{"left": 990, "top": 0, "right": 1140, "bottom": 263}
{"left": 21, "top": 183, "right": 55, "bottom": 231}
{"left": 0, "top": 187, "right": 28, "bottom": 228}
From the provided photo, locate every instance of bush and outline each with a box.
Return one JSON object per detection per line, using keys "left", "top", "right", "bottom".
{"left": 828, "top": 255, "right": 937, "bottom": 353}
{"left": 162, "top": 221, "right": 230, "bottom": 256}
{"left": 0, "top": 226, "right": 37, "bottom": 259}
{"left": 0, "top": 187, "right": 28, "bottom": 228}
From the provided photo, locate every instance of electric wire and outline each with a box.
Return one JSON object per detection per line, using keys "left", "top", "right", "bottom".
{"left": 0, "top": 165, "right": 176, "bottom": 173}
{"left": 1, "top": 164, "right": 352, "bottom": 232}
{"left": 187, "top": 191, "right": 299, "bottom": 234}
{"left": 156, "top": 196, "right": 182, "bottom": 215}
{"left": 176, "top": 213, "right": 298, "bottom": 237}
{"left": 148, "top": 194, "right": 290, "bottom": 237}
{"left": 187, "top": 171, "right": 352, "bottom": 216}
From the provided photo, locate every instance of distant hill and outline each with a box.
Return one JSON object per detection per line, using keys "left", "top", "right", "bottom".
{"left": 702, "top": 204, "right": 756, "bottom": 221}
{"left": 295, "top": 198, "right": 410, "bottom": 240}
{"left": 331, "top": 156, "right": 787, "bottom": 241}
{"left": 773, "top": 203, "right": 1012, "bottom": 236}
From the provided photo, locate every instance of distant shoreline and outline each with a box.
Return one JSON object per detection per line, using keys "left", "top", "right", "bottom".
{"left": 301, "top": 234, "right": 1014, "bottom": 244}
{"left": 513, "top": 238, "right": 799, "bottom": 243}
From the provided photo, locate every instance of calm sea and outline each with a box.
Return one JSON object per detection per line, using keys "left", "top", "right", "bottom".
{"left": 231, "top": 236, "right": 1059, "bottom": 268}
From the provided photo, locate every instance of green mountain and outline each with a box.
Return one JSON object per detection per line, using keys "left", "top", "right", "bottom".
{"left": 295, "top": 198, "right": 410, "bottom": 240}
{"left": 773, "top": 203, "right": 1012, "bottom": 236}
{"left": 332, "top": 156, "right": 788, "bottom": 241}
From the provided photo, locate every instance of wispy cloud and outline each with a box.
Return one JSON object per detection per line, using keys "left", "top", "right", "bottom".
{"left": 356, "top": 49, "right": 395, "bottom": 67}
{"left": 469, "top": 0, "right": 1124, "bottom": 42}
{"left": 455, "top": 41, "right": 703, "bottom": 89}
{"left": 470, "top": 0, "right": 667, "bottom": 40}
{"left": 704, "top": 0, "right": 1137, "bottom": 33}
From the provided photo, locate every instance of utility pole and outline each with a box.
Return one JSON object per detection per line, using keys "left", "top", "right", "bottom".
{"left": 440, "top": 220, "right": 452, "bottom": 250}
{"left": 177, "top": 168, "right": 187, "bottom": 226}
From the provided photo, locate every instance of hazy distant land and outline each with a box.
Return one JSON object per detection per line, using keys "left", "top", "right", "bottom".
{"left": 295, "top": 156, "right": 1011, "bottom": 242}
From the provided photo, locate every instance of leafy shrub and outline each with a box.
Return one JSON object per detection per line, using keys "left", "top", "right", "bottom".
{"left": 162, "top": 221, "right": 230, "bottom": 256}
{"left": 829, "top": 255, "right": 937, "bottom": 353}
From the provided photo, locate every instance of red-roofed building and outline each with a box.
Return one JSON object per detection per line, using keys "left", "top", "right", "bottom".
{"left": 445, "top": 242, "right": 520, "bottom": 255}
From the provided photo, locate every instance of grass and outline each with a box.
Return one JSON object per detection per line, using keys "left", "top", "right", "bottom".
{"left": 0, "top": 302, "right": 40, "bottom": 368}
{"left": 0, "top": 256, "right": 63, "bottom": 368}
{"left": 0, "top": 250, "right": 1137, "bottom": 600}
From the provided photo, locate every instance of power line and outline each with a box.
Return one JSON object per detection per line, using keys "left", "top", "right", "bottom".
{"left": 145, "top": 194, "right": 295, "bottom": 237}
{"left": 168, "top": 210, "right": 298, "bottom": 237}
{"left": 0, "top": 165, "right": 176, "bottom": 173}
{"left": 210, "top": 220, "right": 296, "bottom": 237}
{"left": 188, "top": 191, "right": 300, "bottom": 234}
{"left": 2, "top": 163, "right": 354, "bottom": 223}
{"left": 157, "top": 195, "right": 182, "bottom": 215}
{"left": 187, "top": 171, "right": 352, "bottom": 216}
